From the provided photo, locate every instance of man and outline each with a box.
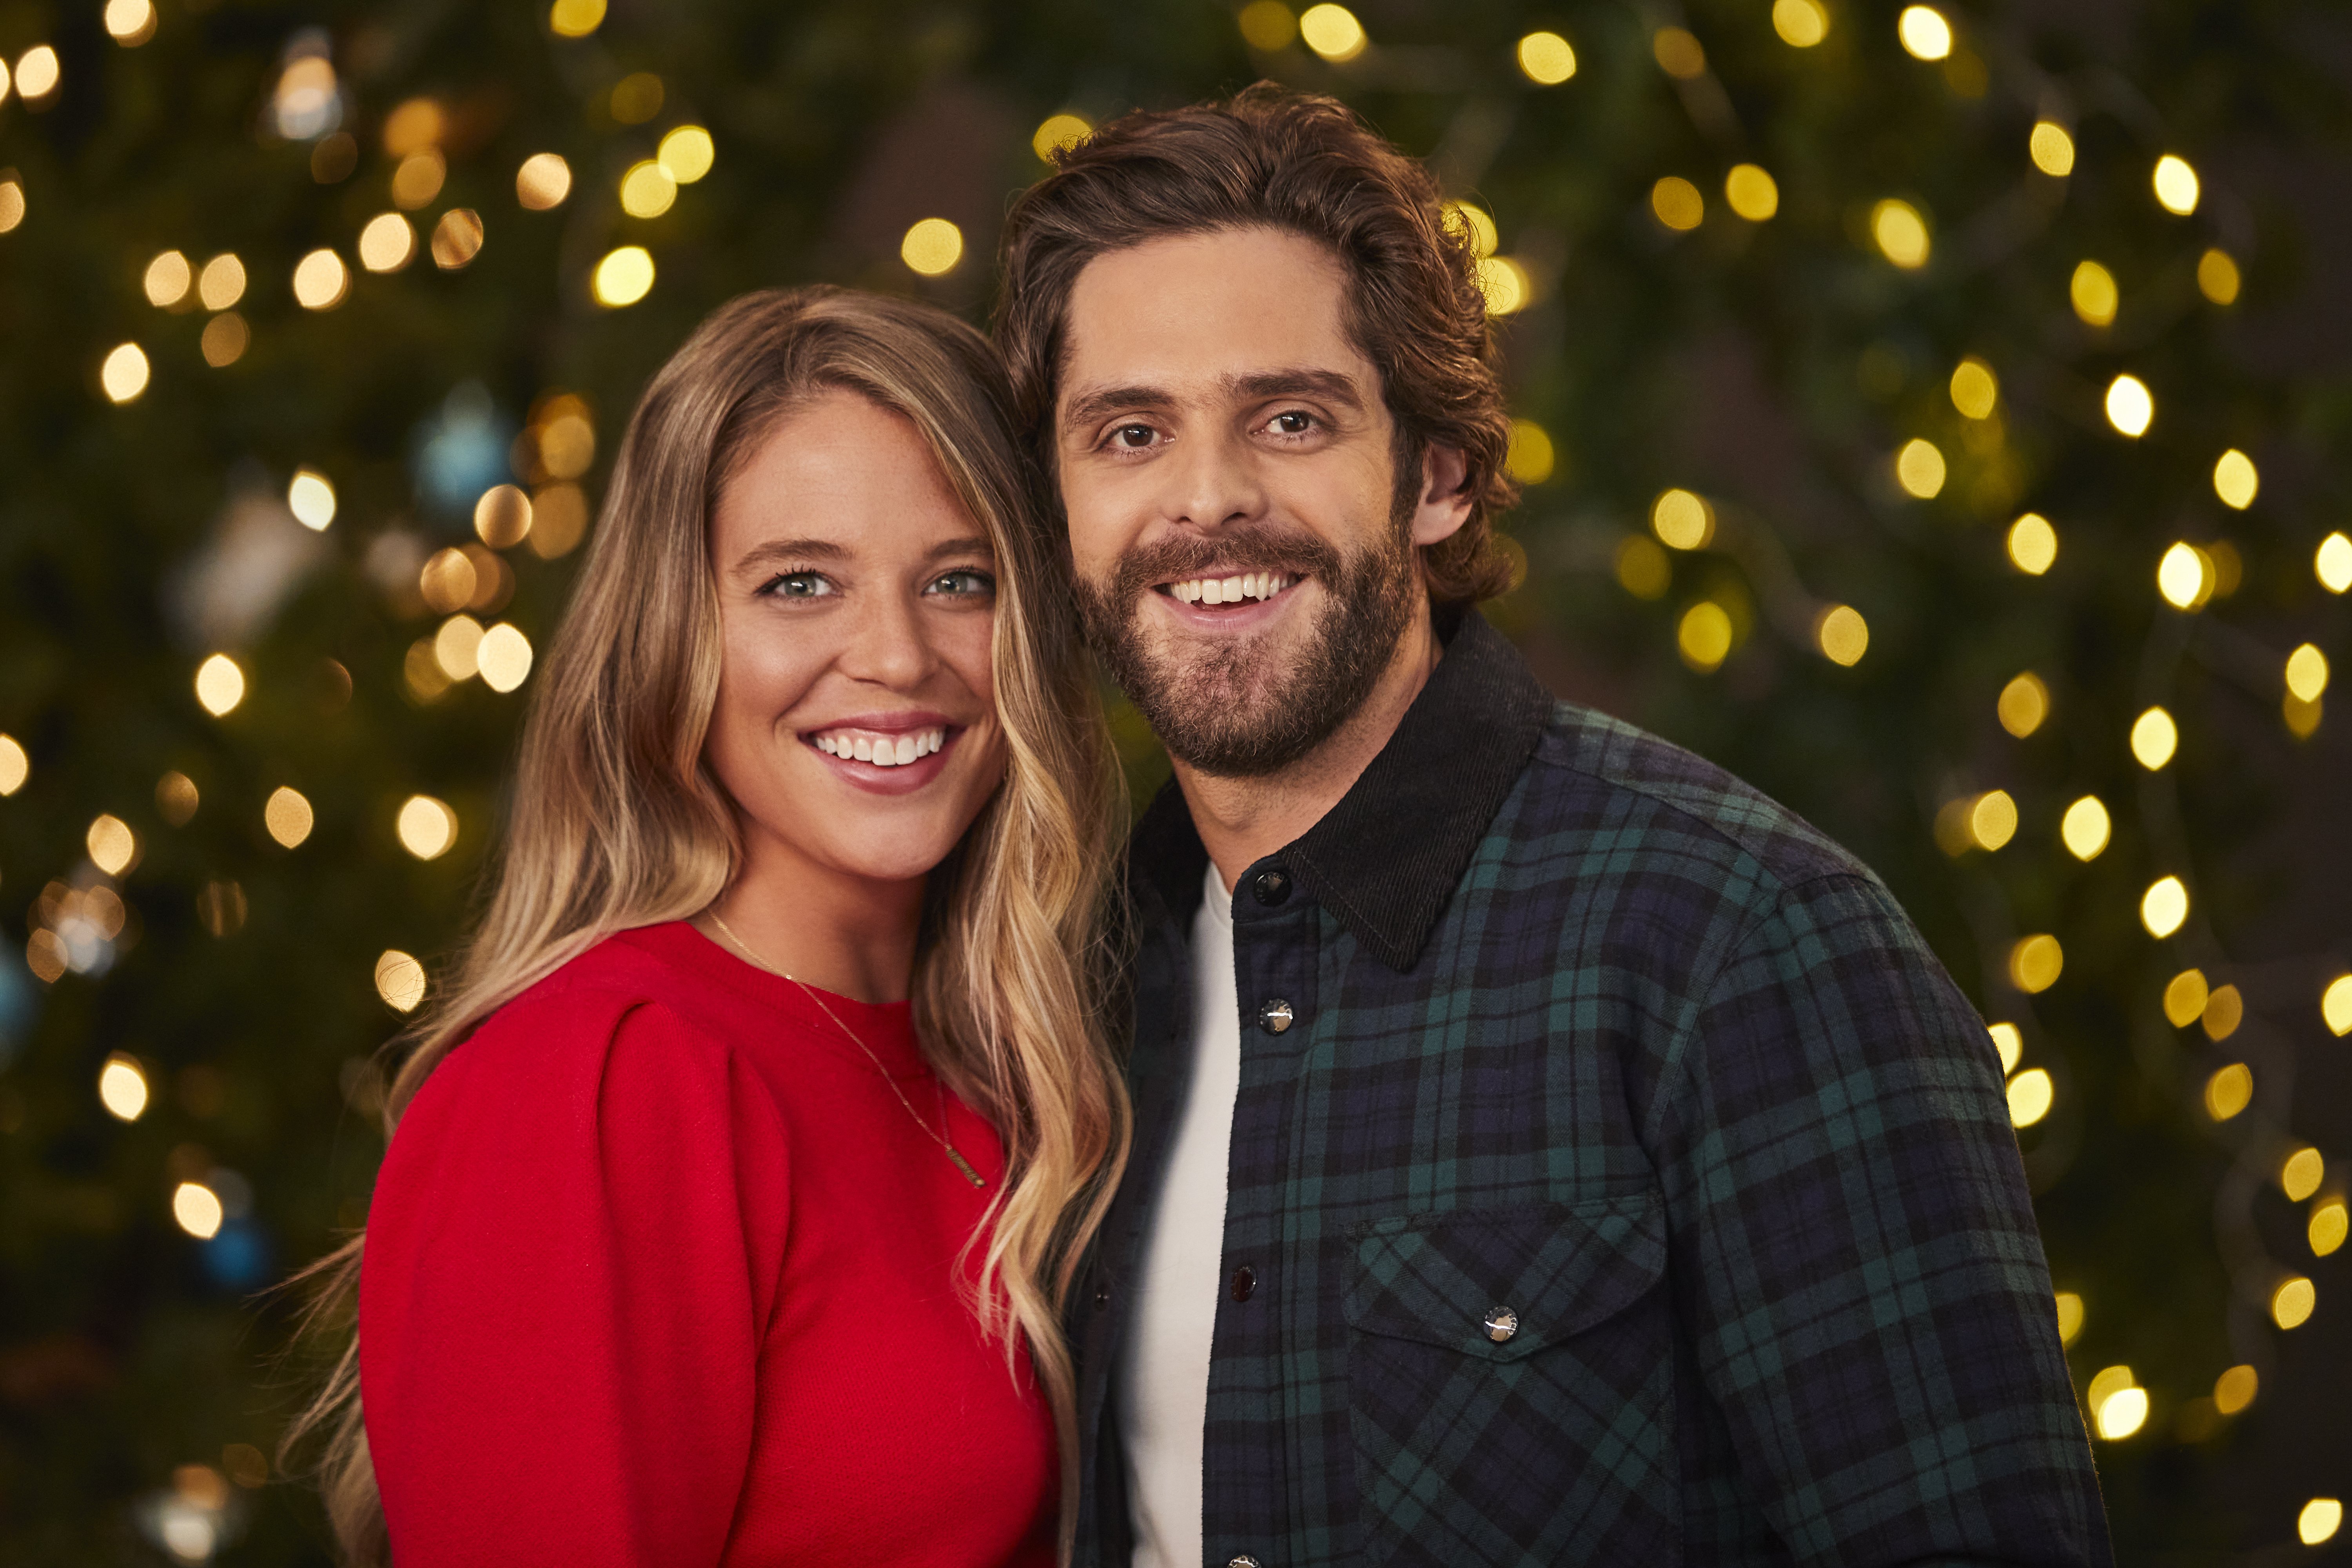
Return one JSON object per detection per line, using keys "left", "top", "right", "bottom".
{"left": 997, "top": 87, "right": 2109, "bottom": 1568}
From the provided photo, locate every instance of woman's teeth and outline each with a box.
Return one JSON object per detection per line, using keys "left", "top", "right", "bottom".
{"left": 813, "top": 728, "right": 947, "bottom": 766}
{"left": 1168, "top": 571, "right": 1293, "bottom": 606}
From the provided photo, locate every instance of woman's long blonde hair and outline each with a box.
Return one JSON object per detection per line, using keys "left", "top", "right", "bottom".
{"left": 282, "top": 286, "right": 1129, "bottom": 1563}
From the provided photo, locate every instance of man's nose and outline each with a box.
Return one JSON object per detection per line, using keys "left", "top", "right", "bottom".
{"left": 1161, "top": 426, "right": 1267, "bottom": 534}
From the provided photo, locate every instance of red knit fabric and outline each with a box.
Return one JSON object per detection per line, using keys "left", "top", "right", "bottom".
{"left": 359, "top": 920, "right": 1058, "bottom": 1566}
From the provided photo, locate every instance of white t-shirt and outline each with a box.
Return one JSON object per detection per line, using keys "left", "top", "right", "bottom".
{"left": 1117, "top": 861, "right": 1243, "bottom": 1568}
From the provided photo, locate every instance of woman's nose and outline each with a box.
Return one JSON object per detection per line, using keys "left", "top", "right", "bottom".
{"left": 837, "top": 588, "right": 938, "bottom": 690}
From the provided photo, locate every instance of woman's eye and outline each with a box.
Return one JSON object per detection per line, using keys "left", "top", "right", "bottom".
{"left": 763, "top": 572, "right": 833, "bottom": 598}
{"left": 927, "top": 569, "right": 996, "bottom": 597}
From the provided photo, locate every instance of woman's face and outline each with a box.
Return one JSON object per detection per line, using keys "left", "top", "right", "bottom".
{"left": 704, "top": 388, "right": 1006, "bottom": 890}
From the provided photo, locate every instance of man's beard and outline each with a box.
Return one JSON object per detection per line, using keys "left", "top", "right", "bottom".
{"left": 1073, "top": 501, "right": 1419, "bottom": 779}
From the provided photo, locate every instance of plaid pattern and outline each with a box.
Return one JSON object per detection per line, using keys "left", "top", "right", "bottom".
{"left": 1074, "top": 610, "right": 2109, "bottom": 1567}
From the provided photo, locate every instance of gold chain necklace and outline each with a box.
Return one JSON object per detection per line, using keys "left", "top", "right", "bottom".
{"left": 704, "top": 910, "right": 986, "bottom": 1189}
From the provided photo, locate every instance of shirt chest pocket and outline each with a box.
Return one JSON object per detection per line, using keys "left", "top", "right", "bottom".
{"left": 1342, "top": 1192, "right": 1680, "bottom": 1566}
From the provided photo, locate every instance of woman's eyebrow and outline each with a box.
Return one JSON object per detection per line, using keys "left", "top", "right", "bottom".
{"left": 730, "top": 537, "right": 847, "bottom": 579}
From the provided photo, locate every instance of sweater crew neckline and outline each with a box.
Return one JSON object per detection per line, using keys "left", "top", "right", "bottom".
{"left": 612, "top": 920, "right": 932, "bottom": 1079}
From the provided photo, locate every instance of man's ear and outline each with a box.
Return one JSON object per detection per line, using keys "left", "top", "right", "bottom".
{"left": 1408, "top": 443, "right": 1473, "bottom": 548}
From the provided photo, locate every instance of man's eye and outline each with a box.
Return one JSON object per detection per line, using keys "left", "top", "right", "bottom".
{"left": 1109, "top": 424, "right": 1157, "bottom": 450}
{"left": 1268, "top": 411, "right": 1315, "bottom": 436}
{"left": 927, "top": 569, "right": 995, "bottom": 597}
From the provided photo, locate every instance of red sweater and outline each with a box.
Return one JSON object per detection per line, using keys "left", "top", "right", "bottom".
{"left": 359, "top": 921, "right": 1058, "bottom": 1566}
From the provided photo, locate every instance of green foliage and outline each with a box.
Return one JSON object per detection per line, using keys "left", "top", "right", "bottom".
{"left": 0, "top": 0, "right": 2344, "bottom": 1559}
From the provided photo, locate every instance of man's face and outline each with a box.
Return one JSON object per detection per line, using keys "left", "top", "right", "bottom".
{"left": 1055, "top": 227, "right": 1459, "bottom": 777}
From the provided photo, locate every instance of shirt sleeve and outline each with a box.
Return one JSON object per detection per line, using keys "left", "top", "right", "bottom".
{"left": 360, "top": 991, "right": 793, "bottom": 1567}
{"left": 1650, "top": 870, "right": 2111, "bottom": 1566}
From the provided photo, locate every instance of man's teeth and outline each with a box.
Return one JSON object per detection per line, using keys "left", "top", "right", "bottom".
{"left": 813, "top": 728, "right": 947, "bottom": 766}
{"left": 1169, "top": 571, "right": 1294, "bottom": 605}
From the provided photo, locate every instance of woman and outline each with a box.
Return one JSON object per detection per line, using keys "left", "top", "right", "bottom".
{"left": 285, "top": 287, "right": 1128, "bottom": 1566}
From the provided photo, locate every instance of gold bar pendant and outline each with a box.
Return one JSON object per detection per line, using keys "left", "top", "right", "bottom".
{"left": 947, "top": 1147, "right": 987, "bottom": 1189}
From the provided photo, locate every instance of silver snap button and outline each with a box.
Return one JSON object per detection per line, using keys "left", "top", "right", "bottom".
{"left": 1228, "top": 1558, "right": 1263, "bottom": 1568}
{"left": 1484, "top": 1307, "right": 1519, "bottom": 1343}
{"left": 1258, "top": 999, "right": 1293, "bottom": 1034}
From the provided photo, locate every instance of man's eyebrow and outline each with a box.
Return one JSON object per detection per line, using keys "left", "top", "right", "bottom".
{"left": 1061, "top": 384, "right": 1176, "bottom": 432}
{"left": 1227, "top": 367, "right": 1367, "bottom": 410}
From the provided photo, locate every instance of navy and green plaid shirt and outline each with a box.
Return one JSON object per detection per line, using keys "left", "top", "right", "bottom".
{"left": 1076, "top": 610, "right": 2109, "bottom": 1567}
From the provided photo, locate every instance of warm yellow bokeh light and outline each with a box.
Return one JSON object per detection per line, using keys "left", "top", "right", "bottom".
{"left": 287, "top": 468, "right": 336, "bottom": 530}
{"left": 1895, "top": 438, "right": 1946, "bottom": 498}
{"left": 435, "top": 614, "right": 485, "bottom": 681}
{"left": 2153, "top": 154, "right": 2201, "bottom": 215}
{"left": 195, "top": 654, "right": 245, "bottom": 717}
{"left": 2105, "top": 374, "right": 2153, "bottom": 436}
{"left": 2060, "top": 796, "right": 2110, "bottom": 861}
{"left": 1238, "top": 0, "right": 1297, "bottom": 51}
{"left": 2094, "top": 1385, "right": 2147, "bottom": 1441}
{"left": 2198, "top": 248, "right": 2241, "bottom": 305}
{"left": 1871, "top": 199, "right": 1930, "bottom": 268}
{"left": 264, "top": 786, "right": 314, "bottom": 849}
{"left": 658, "top": 125, "right": 715, "bottom": 183}
{"left": 478, "top": 623, "right": 535, "bottom": 693}
{"left": 2007, "top": 1067, "right": 2053, "bottom": 1128}
{"left": 1298, "top": 3, "right": 1366, "bottom": 61}
{"left": 1816, "top": 605, "right": 1869, "bottom": 667}
{"left": 1989, "top": 1022, "right": 2023, "bottom": 1074}
{"left": 2214, "top": 1364, "right": 2258, "bottom": 1415}
{"left": 1445, "top": 202, "right": 1498, "bottom": 257}
{"left": 1949, "top": 357, "right": 1998, "bottom": 419}
{"left": 2141, "top": 875, "right": 2189, "bottom": 939}
{"left": 1773, "top": 0, "right": 1829, "bottom": 45}
{"left": 397, "top": 795, "right": 459, "bottom": 860}
{"left": 100, "top": 343, "right": 150, "bottom": 404}
{"left": 2285, "top": 644, "right": 2329, "bottom": 704}
{"left": 16, "top": 45, "right": 61, "bottom": 102}
{"left": 1651, "top": 489, "right": 1714, "bottom": 550}
{"left": 1653, "top": 27, "right": 1706, "bottom": 78}
{"left": 2131, "top": 706, "right": 2178, "bottom": 769}
{"left": 0, "top": 176, "right": 26, "bottom": 234}
{"left": 516, "top": 152, "right": 573, "bottom": 210}
{"left": 0, "top": 734, "right": 25, "bottom": 795}
{"left": 292, "top": 248, "right": 349, "bottom": 310}
{"left": 105, "top": 0, "right": 158, "bottom": 45}
{"left": 1031, "top": 113, "right": 1092, "bottom": 161}
{"left": 1475, "top": 256, "right": 1529, "bottom": 316}
{"left": 391, "top": 150, "right": 446, "bottom": 209}
{"left": 474, "top": 484, "right": 532, "bottom": 548}
{"left": 619, "top": 160, "right": 677, "bottom": 219}
{"left": 2283, "top": 1147, "right": 2326, "bottom": 1203}
{"left": 1997, "top": 672, "right": 2049, "bottom": 737}
{"left": 901, "top": 217, "right": 964, "bottom": 276}
{"left": 2319, "top": 534, "right": 2352, "bottom": 594}
{"left": 592, "top": 246, "right": 655, "bottom": 307}
{"left": 2157, "top": 542, "right": 2212, "bottom": 610}
{"left": 2300, "top": 1500, "right": 2343, "bottom": 1548}
{"left": 1651, "top": 176, "right": 1704, "bottom": 231}
{"left": 1724, "top": 164, "right": 1779, "bottom": 221}
{"left": 198, "top": 253, "right": 246, "bottom": 311}
{"left": 2212, "top": 449, "right": 2258, "bottom": 510}
{"left": 2272, "top": 1275, "right": 2315, "bottom": 1330}
{"left": 376, "top": 949, "right": 428, "bottom": 1012}
{"left": 2163, "top": 969, "right": 2210, "bottom": 1028}
{"left": 1678, "top": 603, "right": 1733, "bottom": 672}
{"left": 2310, "top": 1200, "right": 2348, "bottom": 1259}
{"left": 2203, "top": 983, "right": 2243, "bottom": 1041}
{"left": 1969, "top": 789, "right": 2017, "bottom": 851}
{"left": 549, "top": 0, "right": 605, "bottom": 35}
{"left": 1897, "top": 5, "right": 1951, "bottom": 60}
{"left": 1615, "top": 536, "right": 1670, "bottom": 601}
{"left": 358, "top": 212, "right": 415, "bottom": 272}
{"left": 2054, "top": 1291, "right": 2084, "bottom": 1345}
{"left": 173, "top": 1181, "right": 225, "bottom": 1240}
{"left": 2029, "top": 121, "right": 2076, "bottom": 177}
{"left": 2010, "top": 934, "right": 2063, "bottom": 994}
{"left": 99, "top": 1053, "right": 150, "bottom": 1121}
{"left": 2070, "top": 260, "right": 2118, "bottom": 327}
{"left": 1517, "top": 31, "right": 1577, "bottom": 84}
{"left": 2205, "top": 1063, "right": 2252, "bottom": 1121}
{"left": 144, "top": 249, "right": 192, "bottom": 307}
{"left": 88, "top": 814, "right": 137, "bottom": 875}
{"left": 433, "top": 209, "right": 486, "bottom": 271}
{"left": 2008, "top": 514, "right": 2058, "bottom": 575}
{"left": 1506, "top": 420, "right": 1555, "bottom": 485}
{"left": 2323, "top": 975, "right": 2352, "bottom": 1036}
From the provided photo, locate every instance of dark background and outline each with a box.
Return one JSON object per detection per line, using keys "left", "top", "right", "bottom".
{"left": 0, "top": 0, "right": 2346, "bottom": 1560}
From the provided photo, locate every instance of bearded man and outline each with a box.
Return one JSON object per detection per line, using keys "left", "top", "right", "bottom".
{"left": 996, "top": 86, "right": 2109, "bottom": 1568}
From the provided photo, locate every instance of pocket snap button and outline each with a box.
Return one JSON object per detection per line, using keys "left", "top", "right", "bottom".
{"left": 1231, "top": 1265, "right": 1256, "bottom": 1302}
{"left": 1483, "top": 1307, "right": 1519, "bottom": 1343}
{"left": 1251, "top": 868, "right": 1291, "bottom": 906}
{"left": 1258, "top": 999, "right": 1294, "bottom": 1034}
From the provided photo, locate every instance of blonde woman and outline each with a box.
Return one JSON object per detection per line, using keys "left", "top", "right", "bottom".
{"left": 286, "top": 288, "right": 1127, "bottom": 1566}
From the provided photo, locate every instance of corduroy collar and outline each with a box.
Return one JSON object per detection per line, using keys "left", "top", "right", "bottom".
{"left": 1126, "top": 606, "right": 1553, "bottom": 972}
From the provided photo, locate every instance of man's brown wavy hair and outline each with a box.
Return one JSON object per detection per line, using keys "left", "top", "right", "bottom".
{"left": 994, "top": 83, "right": 1519, "bottom": 606}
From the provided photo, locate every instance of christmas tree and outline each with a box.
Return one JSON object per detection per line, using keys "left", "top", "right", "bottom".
{"left": 0, "top": 0, "right": 2344, "bottom": 1559}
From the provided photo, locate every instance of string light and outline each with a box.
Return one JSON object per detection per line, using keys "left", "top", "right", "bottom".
{"left": 375, "top": 949, "right": 427, "bottom": 1011}
{"left": 0, "top": 174, "right": 23, "bottom": 233}
{"left": 516, "top": 153, "right": 572, "bottom": 209}
{"left": 2212, "top": 449, "right": 2258, "bottom": 509}
{"left": 1871, "top": 199, "right": 1930, "bottom": 268}
{"left": 548, "top": 0, "right": 604, "bottom": 36}
{"left": 2157, "top": 542, "right": 2213, "bottom": 610}
{"left": 2009, "top": 934, "right": 2063, "bottom": 994}
{"left": 1678, "top": 603, "right": 1733, "bottom": 671}
{"left": 2205, "top": 1063, "right": 2252, "bottom": 1120}
{"left": 0, "top": 734, "right": 25, "bottom": 795}
{"left": 1298, "top": 4, "right": 1366, "bottom": 61}
{"left": 2270, "top": 1276, "right": 2314, "bottom": 1330}
{"left": 2086, "top": 1367, "right": 2145, "bottom": 1440}
{"left": 2007, "top": 514, "right": 2058, "bottom": 575}
{"left": 1651, "top": 489, "right": 1714, "bottom": 550}
{"left": 1967, "top": 789, "right": 2016, "bottom": 850}
{"left": 2007, "top": 1067, "right": 2053, "bottom": 1127}
{"left": 658, "top": 126, "right": 715, "bottom": 183}
{"left": 1989, "top": 1022, "right": 2023, "bottom": 1073}
{"left": 1505, "top": 420, "right": 1555, "bottom": 485}
{"left": 2105, "top": 374, "right": 2153, "bottom": 436}
{"left": 391, "top": 150, "right": 446, "bottom": 209}
{"left": 2163, "top": 969, "right": 2210, "bottom": 1028}
{"left": 292, "top": 249, "right": 349, "bottom": 310}
{"left": 2285, "top": 644, "right": 2328, "bottom": 703}
{"left": 1475, "top": 257, "right": 1529, "bottom": 315}
{"left": 1725, "top": 165, "right": 1779, "bottom": 221}
{"left": 358, "top": 212, "right": 414, "bottom": 272}
{"left": 198, "top": 254, "right": 245, "bottom": 311}
{"left": 173, "top": 1181, "right": 225, "bottom": 1240}
{"left": 2153, "top": 154, "right": 2201, "bottom": 215}
{"left": 592, "top": 246, "right": 654, "bottom": 307}
{"left": 396, "top": 796, "right": 458, "bottom": 860}
{"left": 2215, "top": 1365, "right": 2258, "bottom": 1415}
{"left": 201, "top": 314, "right": 249, "bottom": 368}
{"left": 2071, "top": 261, "right": 2118, "bottom": 327}
{"left": 1652, "top": 27, "right": 1706, "bottom": 78}
{"left": 430, "top": 210, "right": 484, "bottom": 270}
{"left": 287, "top": 469, "right": 336, "bottom": 529}
{"left": 1895, "top": 438, "right": 1946, "bottom": 497}
{"left": 1031, "top": 113, "right": 1092, "bottom": 160}
{"left": 2029, "top": 121, "right": 2075, "bottom": 176}
{"left": 1897, "top": 6, "right": 1952, "bottom": 60}
{"left": 264, "top": 787, "right": 314, "bottom": 849}
{"left": 1949, "top": 357, "right": 1997, "bottom": 419}
{"left": 1237, "top": 0, "right": 1296, "bottom": 51}
{"left": 609, "top": 73, "right": 663, "bottom": 125}
{"left": 2319, "top": 534, "right": 2352, "bottom": 593}
{"left": 2281, "top": 1147, "right": 2324, "bottom": 1202}
{"left": 2056, "top": 797, "right": 2108, "bottom": 861}
{"left": 98, "top": 1054, "right": 149, "bottom": 1120}
{"left": 2198, "top": 249, "right": 2241, "bottom": 305}
{"left": 900, "top": 218, "right": 963, "bottom": 276}
{"left": 144, "top": 250, "right": 192, "bottom": 307}
{"left": 2141, "top": 875, "right": 2189, "bottom": 939}
{"left": 194, "top": 655, "right": 245, "bottom": 717}
{"left": 1614, "top": 536, "right": 1670, "bottom": 599}
{"left": 1997, "top": 673, "right": 2049, "bottom": 737}
{"left": 15, "top": 46, "right": 60, "bottom": 105}
{"left": 1517, "top": 31, "right": 1577, "bottom": 84}
{"left": 1773, "top": 0, "right": 1828, "bottom": 45}
{"left": 2313, "top": 1200, "right": 2349, "bottom": 1258}
{"left": 1651, "top": 176, "right": 1704, "bottom": 231}
{"left": 2323, "top": 975, "right": 2352, "bottom": 1036}
{"left": 104, "top": 0, "right": 158, "bottom": 45}
{"left": 100, "top": 344, "right": 150, "bottom": 404}
{"left": 2301, "top": 1501, "right": 2343, "bottom": 1548}
{"left": 620, "top": 159, "right": 677, "bottom": 218}
{"left": 1815, "top": 605, "right": 1869, "bottom": 666}
{"left": 2054, "top": 1291, "right": 2084, "bottom": 1344}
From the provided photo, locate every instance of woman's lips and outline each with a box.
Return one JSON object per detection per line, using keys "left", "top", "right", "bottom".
{"left": 800, "top": 720, "right": 963, "bottom": 795}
